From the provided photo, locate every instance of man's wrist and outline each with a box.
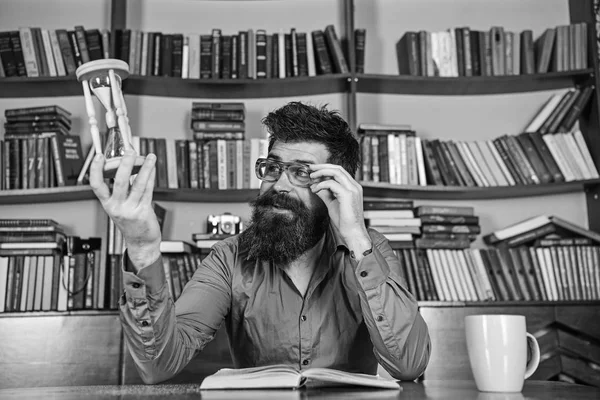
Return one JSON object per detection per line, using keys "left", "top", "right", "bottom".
{"left": 126, "top": 242, "right": 162, "bottom": 272}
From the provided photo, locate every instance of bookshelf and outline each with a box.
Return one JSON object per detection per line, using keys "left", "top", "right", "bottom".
{"left": 1, "top": 0, "right": 599, "bottom": 390}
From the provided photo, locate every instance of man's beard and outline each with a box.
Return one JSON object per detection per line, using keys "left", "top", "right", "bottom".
{"left": 239, "top": 189, "right": 330, "bottom": 266}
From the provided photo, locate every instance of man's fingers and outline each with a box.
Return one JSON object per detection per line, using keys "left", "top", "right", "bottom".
{"left": 89, "top": 153, "right": 111, "bottom": 203}
{"left": 127, "top": 154, "right": 157, "bottom": 206}
{"left": 139, "top": 164, "right": 157, "bottom": 206}
{"left": 111, "top": 150, "right": 137, "bottom": 202}
{"left": 310, "top": 164, "right": 358, "bottom": 189}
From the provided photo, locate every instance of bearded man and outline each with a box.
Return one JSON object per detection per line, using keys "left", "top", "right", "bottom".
{"left": 89, "top": 102, "right": 431, "bottom": 385}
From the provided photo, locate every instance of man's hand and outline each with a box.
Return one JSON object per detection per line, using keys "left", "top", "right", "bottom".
{"left": 309, "top": 164, "right": 372, "bottom": 260}
{"left": 89, "top": 150, "right": 161, "bottom": 272}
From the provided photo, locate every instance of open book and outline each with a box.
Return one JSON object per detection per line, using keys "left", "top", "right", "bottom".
{"left": 199, "top": 364, "right": 400, "bottom": 390}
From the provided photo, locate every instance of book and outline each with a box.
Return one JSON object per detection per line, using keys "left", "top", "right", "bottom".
{"left": 199, "top": 364, "right": 400, "bottom": 390}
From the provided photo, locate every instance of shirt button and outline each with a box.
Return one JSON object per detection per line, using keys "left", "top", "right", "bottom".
{"left": 302, "top": 359, "right": 310, "bottom": 366}
{"left": 131, "top": 282, "right": 141, "bottom": 289}
{"left": 377, "top": 315, "right": 384, "bottom": 322}
{"left": 360, "top": 271, "right": 368, "bottom": 278}
{"left": 301, "top": 315, "right": 307, "bottom": 322}
{"left": 141, "top": 320, "right": 150, "bottom": 327}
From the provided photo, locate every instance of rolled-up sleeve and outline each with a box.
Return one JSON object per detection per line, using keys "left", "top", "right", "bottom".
{"left": 119, "top": 242, "right": 233, "bottom": 384}
{"left": 350, "top": 230, "right": 431, "bottom": 381}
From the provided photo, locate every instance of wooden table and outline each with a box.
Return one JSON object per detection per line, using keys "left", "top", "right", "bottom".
{"left": 0, "top": 380, "right": 598, "bottom": 399}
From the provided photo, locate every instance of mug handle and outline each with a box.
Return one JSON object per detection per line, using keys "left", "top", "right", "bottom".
{"left": 524, "top": 332, "right": 541, "bottom": 379}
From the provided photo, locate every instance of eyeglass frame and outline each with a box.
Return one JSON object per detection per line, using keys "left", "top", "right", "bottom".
{"left": 254, "top": 157, "right": 315, "bottom": 188}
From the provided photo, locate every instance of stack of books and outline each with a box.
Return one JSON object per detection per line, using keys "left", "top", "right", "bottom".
{"left": 364, "top": 199, "right": 419, "bottom": 248}
{"left": 159, "top": 240, "right": 203, "bottom": 300}
{"left": 2, "top": 105, "right": 84, "bottom": 190}
{"left": 415, "top": 205, "right": 479, "bottom": 249}
{"left": 191, "top": 102, "right": 246, "bottom": 141}
{"left": 395, "top": 23, "right": 588, "bottom": 77}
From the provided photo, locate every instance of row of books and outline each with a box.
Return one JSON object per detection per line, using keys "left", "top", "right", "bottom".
{"left": 0, "top": 24, "right": 361, "bottom": 79}
{"left": 0, "top": 27, "right": 99, "bottom": 78}
{"left": 0, "top": 218, "right": 106, "bottom": 313}
{"left": 191, "top": 102, "right": 246, "bottom": 141}
{"left": 400, "top": 244, "right": 600, "bottom": 303}
{"left": 396, "top": 23, "right": 589, "bottom": 77}
{"left": 131, "top": 136, "right": 268, "bottom": 190}
{"left": 358, "top": 128, "right": 598, "bottom": 187}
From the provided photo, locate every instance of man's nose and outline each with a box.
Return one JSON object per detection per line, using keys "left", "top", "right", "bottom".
{"left": 273, "top": 170, "right": 293, "bottom": 193}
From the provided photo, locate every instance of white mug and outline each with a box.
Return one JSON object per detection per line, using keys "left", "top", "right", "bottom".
{"left": 465, "top": 314, "right": 540, "bottom": 393}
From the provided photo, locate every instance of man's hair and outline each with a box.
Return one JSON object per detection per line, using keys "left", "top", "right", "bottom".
{"left": 262, "top": 102, "right": 360, "bottom": 177}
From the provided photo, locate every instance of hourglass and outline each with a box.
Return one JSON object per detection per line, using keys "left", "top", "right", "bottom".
{"left": 76, "top": 59, "right": 145, "bottom": 179}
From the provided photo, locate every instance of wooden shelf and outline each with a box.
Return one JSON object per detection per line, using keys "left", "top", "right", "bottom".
{"left": 0, "top": 74, "right": 351, "bottom": 99}
{"left": 361, "top": 179, "right": 600, "bottom": 200}
{"left": 2, "top": 180, "right": 598, "bottom": 204}
{"left": 0, "top": 186, "right": 259, "bottom": 205}
{"left": 419, "top": 300, "right": 600, "bottom": 307}
{"left": 0, "top": 309, "right": 118, "bottom": 318}
{"left": 0, "top": 76, "right": 82, "bottom": 98}
{"left": 356, "top": 69, "right": 595, "bottom": 96}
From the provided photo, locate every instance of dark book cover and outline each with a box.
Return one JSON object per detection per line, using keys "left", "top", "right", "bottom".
{"left": 254, "top": 31, "right": 266, "bottom": 79}
{"left": 9, "top": 31, "right": 27, "bottom": 76}
{"left": 160, "top": 34, "right": 173, "bottom": 77}
{"left": 175, "top": 139, "right": 190, "bottom": 189}
{"left": 520, "top": 30, "right": 535, "bottom": 74}
{"left": 0, "top": 31, "right": 18, "bottom": 77}
{"left": 220, "top": 35, "right": 232, "bottom": 79}
{"left": 414, "top": 238, "right": 471, "bottom": 249}
{"left": 486, "top": 249, "right": 515, "bottom": 300}
{"left": 559, "top": 86, "right": 594, "bottom": 132}
{"left": 504, "top": 135, "right": 539, "bottom": 185}
{"left": 420, "top": 215, "right": 479, "bottom": 225}
{"left": 446, "top": 140, "right": 476, "bottom": 187}
{"left": 284, "top": 33, "right": 293, "bottom": 77}
{"left": 231, "top": 34, "right": 239, "bottom": 79}
{"left": 145, "top": 32, "right": 155, "bottom": 76}
{"left": 420, "top": 139, "right": 444, "bottom": 186}
{"left": 469, "top": 29, "right": 481, "bottom": 76}
{"left": 84, "top": 29, "right": 103, "bottom": 61}
{"left": 68, "top": 30, "right": 83, "bottom": 67}
{"left": 51, "top": 135, "right": 84, "bottom": 186}
{"left": 433, "top": 140, "right": 461, "bottom": 186}
{"left": 171, "top": 34, "right": 183, "bottom": 78}
{"left": 524, "top": 247, "right": 548, "bottom": 300}
{"left": 526, "top": 131, "right": 564, "bottom": 183}
{"left": 272, "top": 33, "right": 279, "bottom": 78}
{"left": 454, "top": 28, "right": 465, "bottom": 76}
{"left": 461, "top": 27, "right": 473, "bottom": 76}
{"left": 200, "top": 34, "right": 212, "bottom": 79}
{"left": 296, "top": 32, "right": 308, "bottom": 76}
{"left": 422, "top": 224, "right": 480, "bottom": 234}
{"left": 535, "top": 28, "right": 556, "bottom": 73}
{"left": 396, "top": 31, "right": 420, "bottom": 76}
{"left": 507, "top": 247, "right": 534, "bottom": 300}
{"left": 354, "top": 28, "right": 366, "bottom": 74}
{"left": 154, "top": 138, "right": 168, "bottom": 188}
{"left": 311, "top": 30, "right": 333, "bottom": 74}
{"left": 55, "top": 29, "right": 77, "bottom": 75}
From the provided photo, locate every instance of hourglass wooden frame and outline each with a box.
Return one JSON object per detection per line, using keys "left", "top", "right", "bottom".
{"left": 76, "top": 59, "right": 145, "bottom": 178}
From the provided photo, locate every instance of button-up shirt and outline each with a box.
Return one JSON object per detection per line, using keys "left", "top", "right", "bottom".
{"left": 120, "top": 226, "right": 431, "bottom": 384}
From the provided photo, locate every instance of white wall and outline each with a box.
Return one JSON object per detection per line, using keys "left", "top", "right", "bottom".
{"left": 0, "top": 0, "right": 590, "bottom": 246}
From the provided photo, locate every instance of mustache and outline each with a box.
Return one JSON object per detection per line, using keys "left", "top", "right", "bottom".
{"left": 252, "top": 190, "right": 305, "bottom": 212}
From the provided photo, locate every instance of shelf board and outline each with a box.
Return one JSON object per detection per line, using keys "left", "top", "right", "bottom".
{"left": 123, "top": 74, "right": 351, "bottom": 98}
{"left": 0, "top": 309, "right": 118, "bottom": 318}
{"left": 356, "top": 69, "right": 594, "bottom": 95}
{"left": 361, "top": 179, "right": 600, "bottom": 200}
{"left": 2, "top": 179, "right": 598, "bottom": 204}
{"left": 0, "top": 76, "right": 83, "bottom": 98}
{"left": 0, "top": 74, "right": 351, "bottom": 99}
{"left": 0, "top": 186, "right": 259, "bottom": 204}
{"left": 419, "top": 300, "right": 600, "bottom": 307}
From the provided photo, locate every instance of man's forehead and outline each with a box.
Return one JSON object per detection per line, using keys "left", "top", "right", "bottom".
{"left": 268, "top": 141, "right": 329, "bottom": 164}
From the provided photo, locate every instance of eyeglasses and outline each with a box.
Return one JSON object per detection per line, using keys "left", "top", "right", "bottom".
{"left": 255, "top": 158, "right": 313, "bottom": 188}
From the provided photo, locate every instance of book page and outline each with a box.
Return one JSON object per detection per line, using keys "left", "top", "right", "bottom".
{"left": 301, "top": 368, "right": 400, "bottom": 390}
{"left": 200, "top": 364, "right": 303, "bottom": 390}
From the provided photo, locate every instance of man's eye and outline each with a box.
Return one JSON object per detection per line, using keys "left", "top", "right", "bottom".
{"left": 266, "top": 164, "right": 281, "bottom": 173}
{"left": 295, "top": 169, "right": 310, "bottom": 177}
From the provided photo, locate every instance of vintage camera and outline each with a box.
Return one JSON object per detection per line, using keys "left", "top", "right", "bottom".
{"left": 207, "top": 213, "right": 243, "bottom": 236}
